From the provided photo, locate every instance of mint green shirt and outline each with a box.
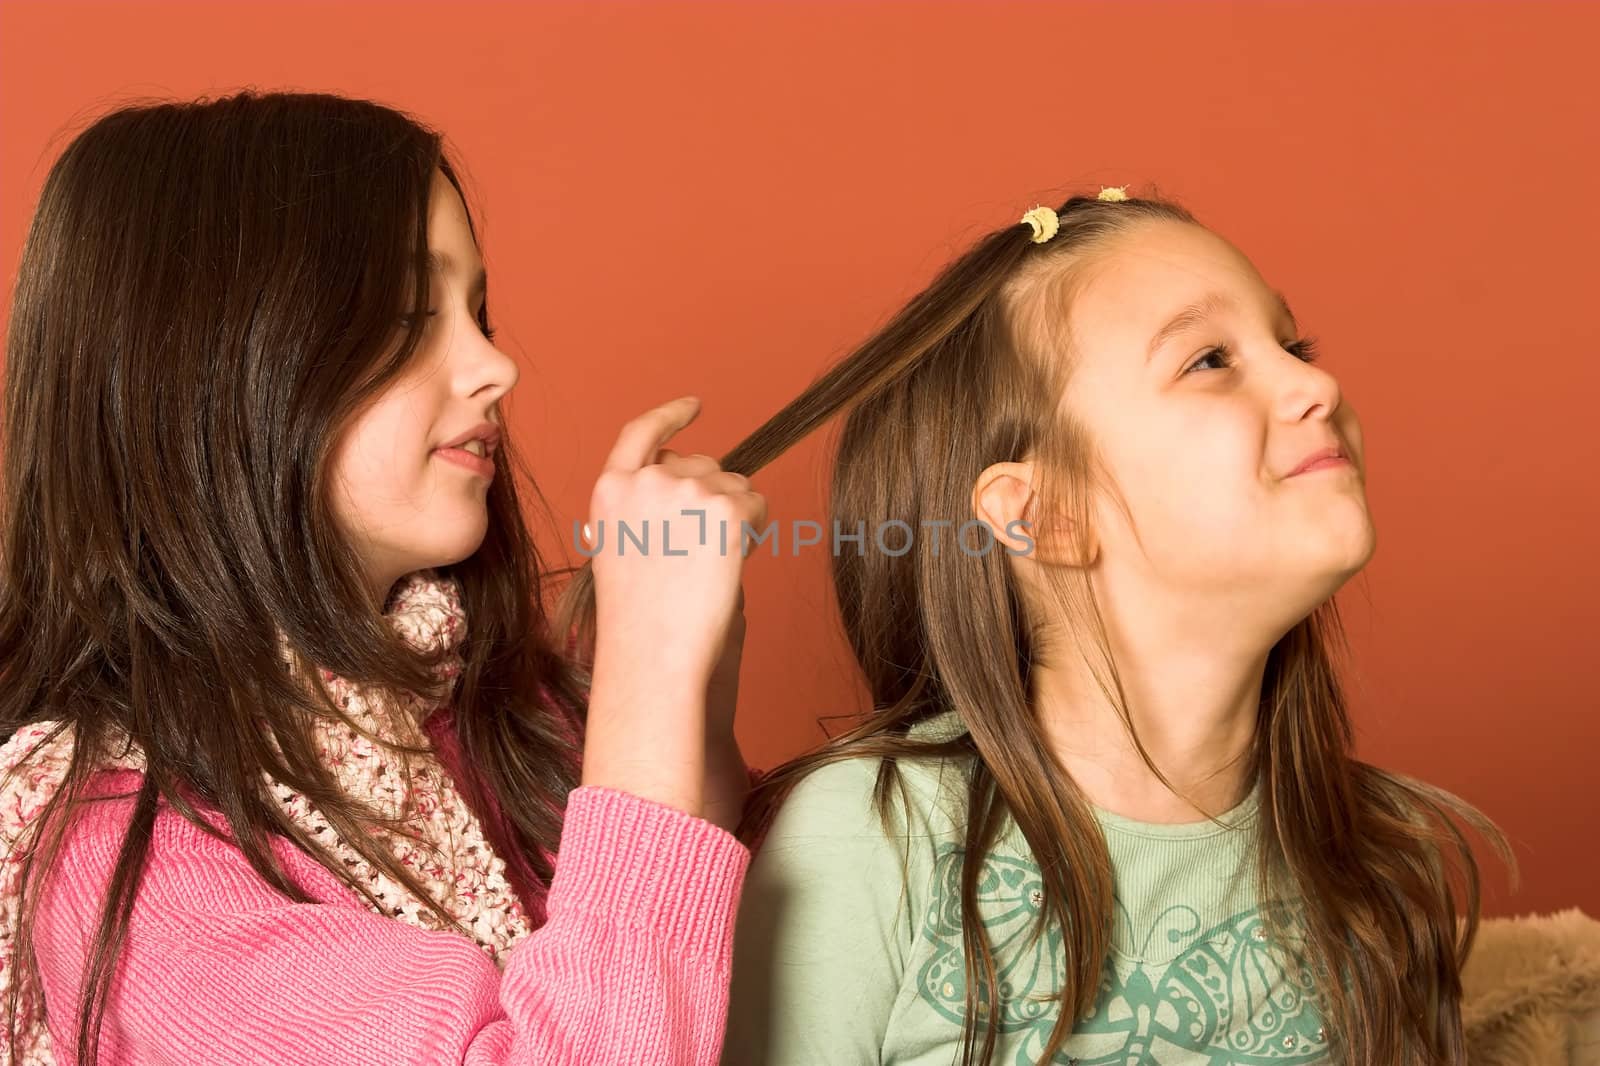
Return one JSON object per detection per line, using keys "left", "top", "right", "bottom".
{"left": 724, "top": 715, "right": 1329, "bottom": 1065}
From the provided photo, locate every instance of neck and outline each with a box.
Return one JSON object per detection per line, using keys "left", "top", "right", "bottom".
{"left": 1030, "top": 610, "right": 1268, "bottom": 825}
{"left": 366, "top": 563, "right": 410, "bottom": 612}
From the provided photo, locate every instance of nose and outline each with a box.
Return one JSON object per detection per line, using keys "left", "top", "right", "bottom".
{"left": 456, "top": 321, "right": 519, "bottom": 405}
{"left": 1273, "top": 347, "right": 1342, "bottom": 424}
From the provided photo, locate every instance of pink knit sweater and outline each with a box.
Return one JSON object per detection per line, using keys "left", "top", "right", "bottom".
{"left": 26, "top": 709, "right": 750, "bottom": 1064}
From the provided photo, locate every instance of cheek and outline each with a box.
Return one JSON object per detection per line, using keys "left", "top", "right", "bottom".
{"left": 1104, "top": 403, "right": 1267, "bottom": 551}
{"left": 331, "top": 408, "right": 428, "bottom": 527}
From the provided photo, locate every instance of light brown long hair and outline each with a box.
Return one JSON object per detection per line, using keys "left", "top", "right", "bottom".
{"left": 567, "top": 191, "right": 1509, "bottom": 1065}
{"left": 0, "top": 90, "right": 586, "bottom": 1063}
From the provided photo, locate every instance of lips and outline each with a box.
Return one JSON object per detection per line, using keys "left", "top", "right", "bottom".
{"left": 433, "top": 422, "right": 501, "bottom": 479}
{"left": 436, "top": 423, "right": 501, "bottom": 457}
{"left": 1287, "top": 444, "right": 1348, "bottom": 477}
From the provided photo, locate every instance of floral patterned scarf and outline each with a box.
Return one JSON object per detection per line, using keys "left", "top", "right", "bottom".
{"left": 0, "top": 570, "right": 530, "bottom": 1065}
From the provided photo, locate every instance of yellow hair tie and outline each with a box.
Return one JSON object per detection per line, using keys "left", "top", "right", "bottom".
{"left": 1097, "top": 186, "right": 1129, "bottom": 202}
{"left": 1020, "top": 205, "right": 1059, "bottom": 244}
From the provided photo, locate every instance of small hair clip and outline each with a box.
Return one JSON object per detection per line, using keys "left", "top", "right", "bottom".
{"left": 1097, "top": 186, "right": 1129, "bottom": 202}
{"left": 1020, "top": 205, "right": 1059, "bottom": 244}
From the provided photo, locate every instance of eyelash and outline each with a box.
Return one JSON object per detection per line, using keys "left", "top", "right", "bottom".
{"left": 399, "top": 309, "right": 497, "bottom": 342}
{"left": 1184, "top": 336, "right": 1320, "bottom": 374}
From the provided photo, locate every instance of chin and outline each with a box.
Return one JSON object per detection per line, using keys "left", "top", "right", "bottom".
{"left": 1306, "top": 490, "right": 1376, "bottom": 572}
{"left": 1306, "top": 527, "right": 1377, "bottom": 606}
{"left": 1272, "top": 514, "right": 1375, "bottom": 613}
{"left": 1336, "top": 511, "right": 1378, "bottom": 573}
{"left": 418, "top": 517, "right": 491, "bottom": 571}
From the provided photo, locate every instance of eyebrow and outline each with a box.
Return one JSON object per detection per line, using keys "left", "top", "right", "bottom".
{"left": 1145, "top": 289, "right": 1299, "bottom": 361}
{"left": 427, "top": 250, "right": 488, "bottom": 301}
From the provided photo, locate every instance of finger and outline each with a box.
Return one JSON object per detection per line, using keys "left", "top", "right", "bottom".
{"left": 603, "top": 396, "right": 701, "bottom": 473}
{"left": 694, "top": 470, "right": 750, "bottom": 496}
{"left": 712, "top": 491, "right": 768, "bottom": 545}
{"left": 742, "top": 490, "right": 769, "bottom": 532}
{"left": 657, "top": 453, "right": 724, "bottom": 479}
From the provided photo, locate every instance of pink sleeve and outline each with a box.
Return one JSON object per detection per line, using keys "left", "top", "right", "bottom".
{"left": 33, "top": 775, "right": 749, "bottom": 1065}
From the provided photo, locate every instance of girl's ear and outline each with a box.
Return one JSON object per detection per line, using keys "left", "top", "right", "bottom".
{"left": 971, "top": 461, "right": 1098, "bottom": 568}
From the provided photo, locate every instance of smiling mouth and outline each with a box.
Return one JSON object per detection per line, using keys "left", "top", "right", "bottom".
{"left": 1286, "top": 441, "right": 1355, "bottom": 478}
{"left": 434, "top": 443, "right": 495, "bottom": 479}
{"left": 432, "top": 417, "right": 502, "bottom": 475}
{"left": 1291, "top": 454, "right": 1351, "bottom": 476}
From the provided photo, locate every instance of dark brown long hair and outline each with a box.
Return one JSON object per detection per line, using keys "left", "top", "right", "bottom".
{"left": 0, "top": 90, "right": 586, "bottom": 1063}
{"left": 566, "top": 191, "right": 1509, "bottom": 1065}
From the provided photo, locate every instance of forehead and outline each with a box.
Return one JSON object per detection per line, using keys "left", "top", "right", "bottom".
{"left": 426, "top": 171, "right": 478, "bottom": 253}
{"left": 422, "top": 170, "right": 485, "bottom": 287}
{"left": 1067, "top": 219, "right": 1280, "bottom": 338}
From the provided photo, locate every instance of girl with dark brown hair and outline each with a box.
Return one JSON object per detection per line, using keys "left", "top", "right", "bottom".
{"left": 0, "top": 90, "right": 763, "bottom": 1065}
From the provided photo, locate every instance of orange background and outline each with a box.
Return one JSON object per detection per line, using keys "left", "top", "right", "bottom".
{"left": 3, "top": 2, "right": 1596, "bottom": 917}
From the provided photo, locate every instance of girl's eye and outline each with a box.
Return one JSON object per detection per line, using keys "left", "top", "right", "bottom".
{"left": 1184, "top": 344, "right": 1232, "bottom": 374}
{"left": 1183, "top": 337, "right": 1321, "bottom": 375}
{"left": 1285, "top": 336, "right": 1320, "bottom": 363}
{"left": 397, "top": 310, "right": 496, "bottom": 343}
